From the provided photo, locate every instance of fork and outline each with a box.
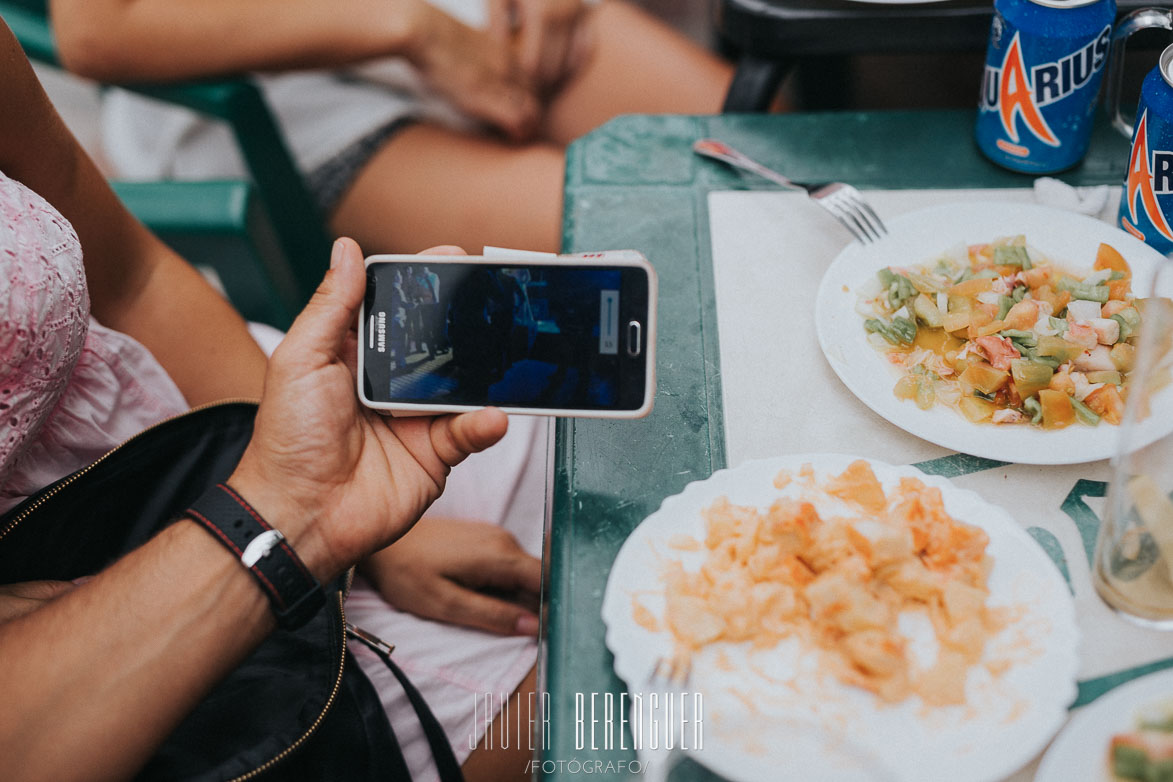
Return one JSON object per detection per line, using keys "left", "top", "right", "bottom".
{"left": 692, "top": 138, "right": 888, "bottom": 244}
{"left": 635, "top": 654, "right": 692, "bottom": 782}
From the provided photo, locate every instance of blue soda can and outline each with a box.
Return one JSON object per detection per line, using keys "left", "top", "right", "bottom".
{"left": 1116, "top": 44, "right": 1173, "bottom": 255}
{"left": 976, "top": 0, "right": 1115, "bottom": 174}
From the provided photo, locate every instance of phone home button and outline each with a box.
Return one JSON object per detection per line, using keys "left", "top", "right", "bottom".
{"left": 626, "top": 321, "right": 642, "bottom": 357}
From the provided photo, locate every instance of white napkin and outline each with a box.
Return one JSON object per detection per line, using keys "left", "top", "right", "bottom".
{"left": 1033, "top": 176, "right": 1114, "bottom": 221}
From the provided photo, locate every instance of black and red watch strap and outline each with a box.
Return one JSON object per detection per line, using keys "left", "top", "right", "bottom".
{"left": 186, "top": 483, "right": 325, "bottom": 630}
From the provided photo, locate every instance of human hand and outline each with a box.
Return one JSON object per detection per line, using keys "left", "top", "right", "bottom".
{"left": 362, "top": 518, "right": 541, "bottom": 636}
{"left": 406, "top": 3, "right": 541, "bottom": 140}
{"left": 228, "top": 239, "right": 508, "bottom": 581}
{"left": 488, "top": 0, "right": 593, "bottom": 95}
{"left": 0, "top": 580, "right": 75, "bottom": 623}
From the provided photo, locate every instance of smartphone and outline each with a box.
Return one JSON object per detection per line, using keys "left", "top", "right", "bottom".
{"left": 357, "top": 251, "right": 657, "bottom": 417}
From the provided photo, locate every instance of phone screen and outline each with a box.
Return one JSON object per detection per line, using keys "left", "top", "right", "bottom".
{"left": 361, "top": 259, "right": 652, "bottom": 413}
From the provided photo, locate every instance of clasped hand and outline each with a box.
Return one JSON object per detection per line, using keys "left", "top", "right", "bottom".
{"left": 410, "top": 0, "right": 592, "bottom": 140}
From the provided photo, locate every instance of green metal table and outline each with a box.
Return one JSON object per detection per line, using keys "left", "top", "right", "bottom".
{"left": 543, "top": 109, "right": 1135, "bottom": 781}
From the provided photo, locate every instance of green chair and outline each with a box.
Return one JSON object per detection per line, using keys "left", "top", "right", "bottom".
{"left": 1, "top": 0, "right": 334, "bottom": 328}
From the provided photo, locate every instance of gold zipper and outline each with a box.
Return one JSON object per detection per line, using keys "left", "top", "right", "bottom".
{"left": 0, "top": 397, "right": 351, "bottom": 778}
{"left": 230, "top": 589, "right": 349, "bottom": 782}
{"left": 0, "top": 398, "right": 259, "bottom": 543}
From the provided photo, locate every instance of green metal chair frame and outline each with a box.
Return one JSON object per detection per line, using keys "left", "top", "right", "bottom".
{"left": 1, "top": 0, "right": 333, "bottom": 327}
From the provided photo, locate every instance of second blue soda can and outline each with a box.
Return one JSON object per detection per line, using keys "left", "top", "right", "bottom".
{"left": 976, "top": 0, "right": 1116, "bottom": 174}
{"left": 1117, "top": 44, "right": 1173, "bottom": 255}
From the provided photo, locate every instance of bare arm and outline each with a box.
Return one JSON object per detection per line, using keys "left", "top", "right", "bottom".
{"left": 0, "top": 21, "right": 266, "bottom": 404}
{"left": 48, "top": 0, "right": 541, "bottom": 138}
{"left": 0, "top": 522, "right": 278, "bottom": 782}
{"left": 49, "top": 0, "right": 423, "bottom": 82}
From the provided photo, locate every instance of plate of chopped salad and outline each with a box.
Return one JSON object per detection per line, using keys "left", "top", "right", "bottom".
{"left": 815, "top": 201, "right": 1173, "bottom": 464}
{"left": 1036, "top": 668, "right": 1173, "bottom": 782}
{"left": 601, "top": 454, "right": 1078, "bottom": 782}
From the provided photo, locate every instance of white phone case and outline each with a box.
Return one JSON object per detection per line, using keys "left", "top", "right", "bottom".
{"left": 357, "top": 250, "right": 657, "bottom": 418}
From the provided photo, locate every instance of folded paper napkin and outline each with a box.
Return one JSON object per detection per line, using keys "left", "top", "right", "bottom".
{"left": 1033, "top": 177, "right": 1114, "bottom": 221}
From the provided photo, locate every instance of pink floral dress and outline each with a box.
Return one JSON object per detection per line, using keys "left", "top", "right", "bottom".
{"left": 0, "top": 169, "right": 188, "bottom": 512}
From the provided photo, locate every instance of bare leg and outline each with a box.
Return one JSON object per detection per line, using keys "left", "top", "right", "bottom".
{"left": 330, "top": 124, "right": 565, "bottom": 254}
{"left": 331, "top": 2, "right": 736, "bottom": 254}
{"left": 541, "top": 0, "right": 736, "bottom": 145}
{"left": 462, "top": 664, "right": 539, "bottom": 782}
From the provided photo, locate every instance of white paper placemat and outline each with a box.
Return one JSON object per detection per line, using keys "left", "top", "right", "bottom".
{"left": 707, "top": 186, "right": 1173, "bottom": 781}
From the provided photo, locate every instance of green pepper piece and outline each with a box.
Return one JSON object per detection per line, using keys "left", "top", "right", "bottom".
{"left": 1110, "top": 307, "right": 1142, "bottom": 341}
{"left": 1000, "top": 329, "right": 1038, "bottom": 348}
{"left": 1150, "top": 758, "right": 1173, "bottom": 782}
{"left": 1111, "top": 744, "right": 1147, "bottom": 781}
{"left": 993, "top": 245, "right": 1032, "bottom": 269}
{"left": 865, "top": 317, "right": 916, "bottom": 347}
{"left": 996, "top": 295, "right": 1014, "bottom": 321}
{"left": 1031, "top": 354, "right": 1062, "bottom": 369}
{"left": 891, "top": 316, "right": 917, "bottom": 345}
{"left": 1071, "top": 396, "right": 1102, "bottom": 426}
{"left": 1056, "top": 277, "right": 1110, "bottom": 303}
{"left": 1011, "top": 359, "right": 1054, "bottom": 398}
{"left": 1023, "top": 396, "right": 1043, "bottom": 425}
{"left": 882, "top": 273, "right": 917, "bottom": 311}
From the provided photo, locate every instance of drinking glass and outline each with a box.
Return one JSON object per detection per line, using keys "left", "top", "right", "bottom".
{"left": 1093, "top": 262, "right": 1173, "bottom": 627}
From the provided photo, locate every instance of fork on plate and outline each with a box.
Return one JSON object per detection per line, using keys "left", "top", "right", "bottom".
{"left": 635, "top": 653, "right": 693, "bottom": 782}
{"left": 692, "top": 138, "right": 888, "bottom": 244}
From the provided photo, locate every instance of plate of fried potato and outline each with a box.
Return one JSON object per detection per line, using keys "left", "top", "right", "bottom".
{"left": 602, "top": 454, "right": 1079, "bottom": 782}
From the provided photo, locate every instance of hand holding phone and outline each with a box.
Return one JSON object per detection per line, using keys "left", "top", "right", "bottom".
{"left": 358, "top": 251, "right": 656, "bottom": 417}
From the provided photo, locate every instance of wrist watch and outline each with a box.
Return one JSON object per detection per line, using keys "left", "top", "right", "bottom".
{"left": 186, "top": 483, "right": 325, "bottom": 630}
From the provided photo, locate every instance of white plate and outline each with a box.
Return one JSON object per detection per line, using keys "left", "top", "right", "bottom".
{"left": 602, "top": 454, "right": 1079, "bottom": 782}
{"left": 814, "top": 201, "right": 1173, "bottom": 465}
{"left": 1036, "top": 668, "right": 1173, "bottom": 782}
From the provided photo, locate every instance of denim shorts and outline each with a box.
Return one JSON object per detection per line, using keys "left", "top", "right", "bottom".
{"left": 303, "top": 118, "right": 416, "bottom": 215}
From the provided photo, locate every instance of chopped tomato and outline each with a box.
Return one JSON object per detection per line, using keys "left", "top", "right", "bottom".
{"left": 1084, "top": 385, "right": 1125, "bottom": 425}
{"left": 1094, "top": 243, "right": 1131, "bottom": 276}
{"left": 1102, "top": 300, "right": 1129, "bottom": 317}
{"left": 1038, "top": 388, "right": 1076, "bottom": 429}
{"left": 1033, "top": 285, "right": 1071, "bottom": 316}
{"left": 1021, "top": 266, "right": 1052, "bottom": 289}
{"left": 1049, "top": 368, "right": 1076, "bottom": 397}
{"left": 1003, "top": 300, "right": 1039, "bottom": 330}
{"left": 1108, "top": 278, "right": 1131, "bottom": 301}
{"left": 974, "top": 319, "right": 1008, "bottom": 337}
{"left": 948, "top": 278, "right": 994, "bottom": 297}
